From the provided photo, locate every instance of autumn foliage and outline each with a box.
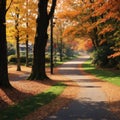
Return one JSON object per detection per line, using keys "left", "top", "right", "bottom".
{"left": 56, "top": 0, "right": 120, "bottom": 68}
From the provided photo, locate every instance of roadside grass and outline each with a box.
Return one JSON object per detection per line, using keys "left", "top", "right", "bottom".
{"left": 82, "top": 59, "right": 120, "bottom": 86}
{"left": 0, "top": 82, "right": 66, "bottom": 120}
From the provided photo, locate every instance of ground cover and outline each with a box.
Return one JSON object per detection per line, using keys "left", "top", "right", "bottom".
{"left": 0, "top": 65, "right": 79, "bottom": 120}
{"left": 0, "top": 83, "right": 66, "bottom": 120}
{"left": 82, "top": 59, "right": 120, "bottom": 86}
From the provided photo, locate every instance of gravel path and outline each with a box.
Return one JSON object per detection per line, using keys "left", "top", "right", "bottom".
{"left": 45, "top": 55, "right": 117, "bottom": 120}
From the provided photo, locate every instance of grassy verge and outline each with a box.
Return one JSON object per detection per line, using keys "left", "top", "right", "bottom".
{"left": 0, "top": 82, "right": 66, "bottom": 120}
{"left": 82, "top": 59, "right": 120, "bottom": 86}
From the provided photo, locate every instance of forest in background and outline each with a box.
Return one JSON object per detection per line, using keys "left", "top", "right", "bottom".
{"left": 6, "top": 0, "right": 120, "bottom": 69}
{"left": 0, "top": 0, "right": 119, "bottom": 87}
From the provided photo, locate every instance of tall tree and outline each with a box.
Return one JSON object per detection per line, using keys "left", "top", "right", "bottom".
{"left": 0, "top": 0, "right": 12, "bottom": 87}
{"left": 15, "top": 6, "right": 21, "bottom": 71}
{"left": 6, "top": 0, "right": 37, "bottom": 69}
{"left": 28, "top": 0, "right": 57, "bottom": 80}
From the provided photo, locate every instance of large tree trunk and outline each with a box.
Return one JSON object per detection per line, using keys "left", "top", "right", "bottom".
{"left": 28, "top": 0, "right": 56, "bottom": 80}
{"left": 0, "top": 0, "right": 11, "bottom": 88}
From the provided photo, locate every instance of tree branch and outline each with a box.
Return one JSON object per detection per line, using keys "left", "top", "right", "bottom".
{"left": 6, "top": 0, "right": 13, "bottom": 14}
{"left": 48, "top": 0, "right": 57, "bottom": 19}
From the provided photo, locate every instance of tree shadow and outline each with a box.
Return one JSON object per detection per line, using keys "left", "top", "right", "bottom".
{"left": 0, "top": 87, "right": 33, "bottom": 111}
{"left": 9, "top": 71, "right": 30, "bottom": 81}
{"left": 58, "top": 63, "right": 80, "bottom": 68}
{"left": 0, "top": 82, "right": 120, "bottom": 120}
{"left": 45, "top": 98, "right": 120, "bottom": 120}
{"left": 9, "top": 73, "right": 26, "bottom": 81}
{"left": 0, "top": 97, "right": 9, "bottom": 110}
{"left": 109, "top": 100, "right": 120, "bottom": 119}
{"left": 58, "top": 69, "right": 82, "bottom": 75}
{"left": 29, "top": 79, "right": 57, "bottom": 86}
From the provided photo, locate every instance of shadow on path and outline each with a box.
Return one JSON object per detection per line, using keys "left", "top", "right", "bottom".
{"left": 46, "top": 100, "right": 117, "bottom": 120}
{"left": 45, "top": 55, "right": 120, "bottom": 120}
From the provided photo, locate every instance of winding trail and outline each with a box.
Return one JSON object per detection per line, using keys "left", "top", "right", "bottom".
{"left": 46, "top": 55, "right": 117, "bottom": 120}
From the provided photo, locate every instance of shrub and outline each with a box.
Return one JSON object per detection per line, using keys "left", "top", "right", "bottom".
{"left": 8, "top": 55, "right": 33, "bottom": 64}
{"left": 8, "top": 55, "right": 50, "bottom": 64}
{"left": 45, "top": 55, "right": 50, "bottom": 63}
{"left": 92, "top": 46, "right": 113, "bottom": 67}
{"left": 115, "top": 56, "right": 120, "bottom": 69}
{"left": 7, "top": 49, "right": 15, "bottom": 56}
{"left": 8, "top": 55, "right": 17, "bottom": 63}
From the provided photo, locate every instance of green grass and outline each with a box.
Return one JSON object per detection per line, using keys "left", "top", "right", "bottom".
{"left": 0, "top": 82, "right": 66, "bottom": 120}
{"left": 82, "top": 59, "right": 120, "bottom": 86}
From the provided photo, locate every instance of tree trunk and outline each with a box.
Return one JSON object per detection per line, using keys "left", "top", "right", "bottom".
{"left": 26, "top": 39, "right": 29, "bottom": 67}
{"left": 15, "top": 8, "right": 21, "bottom": 71}
{"left": 0, "top": 0, "right": 11, "bottom": 88}
{"left": 28, "top": 0, "right": 56, "bottom": 80}
{"left": 59, "top": 38, "right": 63, "bottom": 62}
{"left": 16, "top": 38, "right": 21, "bottom": 71}
{"left": 26, "top": 1, "right": 29, "bottom": 67}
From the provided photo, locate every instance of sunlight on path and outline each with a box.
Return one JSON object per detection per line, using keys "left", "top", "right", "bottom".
{"left": 46, "top": 55, "right": 117, "bottom": 120}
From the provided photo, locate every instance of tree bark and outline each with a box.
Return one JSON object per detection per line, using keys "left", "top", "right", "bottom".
{"left": 28, "top": 0, "right": 56, "bottom": 80}
{"left": 26, "top": 0, "right": 29, "bottom": 67}
{"left": 26, "top": 39, "right": 29, "bottom": 67}
{"left": 59, "top": 38, "right": 63, "bottom": 62}
{"left": 16, "top": 37, "right": 21, "bottom": 71}
{"left": 15, "top": 7, "right": 21, "bottom": 71}
{"left": 0, "top": 0, "right": 11, "bottom": 88}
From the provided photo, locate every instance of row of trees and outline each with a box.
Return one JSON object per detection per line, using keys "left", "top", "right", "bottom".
{"left": 1, "top": 0, "right": 119, "bottom": 88}
{"left": 6, "top": 0, "right": 37, "bottom": 70}
{"left": 0, "top": 0, "right": 57, "bottom": 88}
{"left": 57, "top": 0, "right": 120, "bottom": 68}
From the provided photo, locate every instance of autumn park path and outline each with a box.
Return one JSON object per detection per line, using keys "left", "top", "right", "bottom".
{"left": 46, "top": 55, "right": 117, "bottom": 120}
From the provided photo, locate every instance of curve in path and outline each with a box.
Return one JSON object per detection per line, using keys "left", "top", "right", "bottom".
{"left": 46, "top": 55, "right": 117, "bottom": 120}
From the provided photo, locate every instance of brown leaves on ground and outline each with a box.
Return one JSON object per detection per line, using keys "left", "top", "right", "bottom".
{"left": 0, "top": 65, "right": 120, "bottom": 119}
{"left": 0, "top": 66, "right": 56, "bottom": 110}
{"left": 24, "top": 72, "right": 80, "bottom": 120}
{"left": 0, "top": 65, "right": 79, "bottom": 120}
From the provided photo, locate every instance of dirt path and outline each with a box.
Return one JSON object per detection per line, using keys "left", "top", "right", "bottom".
{"left": 45, "top": 55, "right": 118, "bottom": 120}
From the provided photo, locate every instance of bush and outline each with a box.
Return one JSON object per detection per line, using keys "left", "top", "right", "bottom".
{"left": 7, "top": 49, "right": 15, "bottom": 56}
{"left": 7, "top": 42, "right": 15, "bottom": 56}
{"left": 8, "top": 55, "right": 50, "bottom": 64}
{"left": 65, "top": 47, "right": 74, "bottom": 57}
{"left": 115, "top": 56, "right": 120, "bottom": 69}
{"left": 8, "top": 55, "right": 17, "bottom": 63}
{"left": 117, "top": 62, "right": 120, "bottom": 69}
{"left": 8, "top": 55, "right": 33, "bottom": 64}
{"left": 92, "top": 45, "right": 120, "bottom": 68}
{"left": 92, "top": 46, "right": 113, "bottom": 67}
{"left": 45, "top": 55, "right": 50, "bottom": 63}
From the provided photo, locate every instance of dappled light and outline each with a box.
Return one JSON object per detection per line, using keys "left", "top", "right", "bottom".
{"left": 0, "top": 55, "right": 120, "bottom": 119}
{"left": 0, "top": 0, "right": 120, "bottom": 119}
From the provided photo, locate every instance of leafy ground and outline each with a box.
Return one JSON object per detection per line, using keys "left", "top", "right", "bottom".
{"left": 0, "top": 83, "right": 66, "bottom": 120}
{"left": 0, "top": 61, "right": 120, "bottom": 120}
{"left": 0, "top": 65, "right": 79, "bottom": 120}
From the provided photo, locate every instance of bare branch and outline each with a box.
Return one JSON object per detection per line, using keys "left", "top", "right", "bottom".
{"left": 48, "top": 0, "right": 57, "bottom": 19}
{"left": 6, "top": 0, "right": 13, "bottom": 14}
